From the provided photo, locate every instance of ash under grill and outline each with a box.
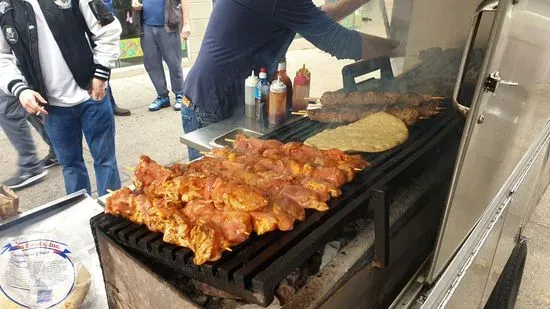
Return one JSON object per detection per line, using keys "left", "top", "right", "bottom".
{"left": 91, "top": 99, "right": 461, "bottom": 306}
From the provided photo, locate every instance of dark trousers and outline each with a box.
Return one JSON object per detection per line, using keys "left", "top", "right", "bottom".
{"left": 44, "top": 92, "right": 121, "bottom": 195}
{"left": 0, "top": 98, "right": 54, "bottom": 175}
{"left": 141, "top": 24, "right": 184, "bottom": 97}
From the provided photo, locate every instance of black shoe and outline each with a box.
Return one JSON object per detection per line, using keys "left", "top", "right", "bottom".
{"left": 113, "top": 105, "right": 131, "bottom": 116}
{"left": 4, "top": 170, "right": 48, "bottom": 189}
{"left": 41, "top": 154, "right": 60, "bottom": 169}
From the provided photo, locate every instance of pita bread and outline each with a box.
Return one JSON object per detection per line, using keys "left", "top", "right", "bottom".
{"left": 305, "top": 112, "right": 409, "bottom": 153}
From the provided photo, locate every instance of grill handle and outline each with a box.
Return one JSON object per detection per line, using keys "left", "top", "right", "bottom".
{"left": 453, "top": 0, "right": 499, "bottom": 117}
{"left": 342, "top": 56, "right": 394, "bottom": 93}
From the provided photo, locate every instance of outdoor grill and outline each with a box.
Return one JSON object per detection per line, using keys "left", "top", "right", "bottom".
{"left": 91, "top": 91, "right": 464, "bottom": 306}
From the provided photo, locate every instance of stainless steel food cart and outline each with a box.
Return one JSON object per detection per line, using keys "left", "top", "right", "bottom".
{"left": 90, "top": 0, "right": 550, "bottom": 308}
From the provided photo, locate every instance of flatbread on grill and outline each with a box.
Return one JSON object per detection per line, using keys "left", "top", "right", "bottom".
{"left": 305, "top": 112, "right": 409, "bottom": 153}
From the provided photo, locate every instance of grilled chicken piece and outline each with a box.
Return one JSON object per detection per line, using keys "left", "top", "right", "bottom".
{"left": 272, "top": 195, "right": 306, "bottom": 221}
{"left": 105, "top": 187, "right": 135, "bottom": 217}
{"left": 163, "top": 210, "right": 192, "bottom": 247}
{"left": 189, "top": 219, "right": 226, "bottom": 265}
{"left": 279, "top": 185, "right": 329, "bottom": 212}
{"left": 184, "top": 200, "right": 252, "bottom": 245}
{"left": 133, "top": 155, "right": 172, "bottom": 194}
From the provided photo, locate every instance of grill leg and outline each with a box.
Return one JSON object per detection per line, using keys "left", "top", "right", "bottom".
{"left": 373, "top": 188, "right": 390, "bottom": 268}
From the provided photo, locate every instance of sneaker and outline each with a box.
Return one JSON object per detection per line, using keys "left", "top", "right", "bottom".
{"left": 148, "top": 96, "right": 171, "bottom": 111}
{"left": 174, "top": 94, "right": 183, "bottom": 111}
{"left": 4, "top": 170, "right": 48, "bottom": 190}
{"left": 41, "top": 153, "right": 60, "bottom": 169}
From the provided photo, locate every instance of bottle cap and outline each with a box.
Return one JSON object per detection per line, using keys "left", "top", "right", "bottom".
{"left": 278, "top": 58, "right": 287, "bottom": 71}
{"left": 270, "top": 77, "right": 286, "bottom": 93}
{"left": 259, "top": 68, "right": 267, "bottom": 79}
{"left": 245, "top": 70, "right": 258, "bottom": 86}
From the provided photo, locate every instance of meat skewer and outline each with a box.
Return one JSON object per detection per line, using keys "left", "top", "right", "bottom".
{"left": 319, "top": 90, "right": 441, "bottom": 107}
{"left": 307, "top": 100, "right": 442, "bottom": 126}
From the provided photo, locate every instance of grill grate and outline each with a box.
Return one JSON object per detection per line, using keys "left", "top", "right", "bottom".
{"left": 91, "top": 100, "right": 461, "bottom": 306}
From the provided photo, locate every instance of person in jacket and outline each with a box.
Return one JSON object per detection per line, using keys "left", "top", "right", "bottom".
{"left": 0, "top": 0, "right": 123, "bottom": 196}
{"left": 180, "top": 0, "right": 400, "bottom": 160}
{"left": 0, "top": 93, "right": 58, "bottom": 189}
{"left": 132, "top": 0, "right": 191, "bottom": 112}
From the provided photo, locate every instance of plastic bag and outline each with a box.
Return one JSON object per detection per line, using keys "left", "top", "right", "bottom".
{"left": 0, "top": 230, "right": 94, "bottom": 309}
{"left": 0, "top": 185, "right": 19, "bottom": 220}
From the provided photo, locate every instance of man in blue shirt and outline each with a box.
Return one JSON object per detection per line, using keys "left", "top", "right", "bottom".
{"left": 134, "top": 0, "right": 191, "bottom": 112}
{"left": 180, "top": 0, "right": 399, "bottom": 160}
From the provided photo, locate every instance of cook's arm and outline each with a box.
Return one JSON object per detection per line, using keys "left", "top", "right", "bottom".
{"left": 277, "top": 0, "right": 398, "bottom": 61}
{"left": 322, "top": 0, "right": 369, "bottom": 22}
{"left": 79, "top": 0, "right": 122, "bottom": 80}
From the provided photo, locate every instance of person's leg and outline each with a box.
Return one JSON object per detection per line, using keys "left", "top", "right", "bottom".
{"left": 108, "top": 84, "right": 131, "bottom": 116}
{"left": 27, "top": 113, "right": 59, "bottom": 167}
{"left": 181, "top": 104, "right": 201, "bottom": 161}
{"left": 81, "top": 91, "right": 121, "bottom": 196}
{"left": 157, "top": 29, "right": 184, "bottom": 110}
{"left": 141, "top": 25, "right": 170, "bottom": 111}
{"left": 44, "top": 105, "right": 91, "bottom": 194}
{"left": 0, "top": 106, "right": 45, "bottom": 185}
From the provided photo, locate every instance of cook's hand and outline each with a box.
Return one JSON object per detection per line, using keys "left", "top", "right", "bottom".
{"left": 19, "top": 89, "right": 48, "bottom": 115}
{"left": 89, "top": 78, "right": 107, "bottom": 101}
{"left": 181, "top": 24, "right": 191, "bottom": 40}
{"left": 360, "top": 34, "right": 402, "bottom": 60}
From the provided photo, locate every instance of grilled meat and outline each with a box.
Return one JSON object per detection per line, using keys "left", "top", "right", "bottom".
{"left": 106, "top": 136, "right": 368, "bottom": 265}
{"left": 307, "top": 101, "right": 441, "bottom": 125}
{"left": 320, "top": 91, "right": 433, "bottom": 107}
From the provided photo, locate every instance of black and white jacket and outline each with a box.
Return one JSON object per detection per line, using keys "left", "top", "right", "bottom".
{"left": 0, "top": 0, "right": 121, "bottom": 106}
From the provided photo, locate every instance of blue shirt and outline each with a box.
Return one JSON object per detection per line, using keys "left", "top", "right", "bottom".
{"left": 143, "top": 0, "right": 165, "bottom": 26}
{"left": 182, "top": 0, "right": 362, "bottom": 121}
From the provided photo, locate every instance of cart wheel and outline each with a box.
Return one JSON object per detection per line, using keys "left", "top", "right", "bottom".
{"left": 484, "top": 236, "right": 528, "bottom": 309}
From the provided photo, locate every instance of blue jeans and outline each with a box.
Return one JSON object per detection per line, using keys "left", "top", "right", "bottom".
{"left": 44, "top": 92, "right": 121, "bottom": 195}
{"left": 181, "top": 105, "right": 226, "bottom": 161}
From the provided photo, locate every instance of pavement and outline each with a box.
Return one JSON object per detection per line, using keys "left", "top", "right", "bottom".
{"left": 0, "top": 47, "right": 548, "bottom": 307}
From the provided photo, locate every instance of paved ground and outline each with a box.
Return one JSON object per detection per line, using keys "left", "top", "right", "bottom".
{"left": 0, "top": 46, "right": 548, "bottom": 307}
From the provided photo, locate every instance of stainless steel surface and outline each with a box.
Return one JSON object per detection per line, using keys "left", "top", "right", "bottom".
{"left": 421, "top": 195, "right": 511, "bottom": 309}
{"left": 429, "top": 0, "right": 550, "bottom": 282}
{"left": 452, "top": 0, "right": 499, "bottom": 117}
{"left": 421, "top": 120, "right": 550, "bottom": 308}
{"left": 390, "top": 258, "right": 431, "bottom": 309}
{"left": 480, "top": 131, "right": 550, "bottom": 306}
{"left": 0, "top": 192, "right": 108, "bottom": 309}
{"left": 180, "top": 115, "right": 306, "bottom": 152}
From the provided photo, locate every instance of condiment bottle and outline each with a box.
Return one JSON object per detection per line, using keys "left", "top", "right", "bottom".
{"left": 255, "top": 68, "right": 270, "bottom": 124}
{"left": 244, "top": 70, "right": 258, "bottom": 118}
{"left": 292, "top": 64, "right": 311, "bottom": 111}
{"left": 269, "top": 77, "right": 287, "bottom": 125}
{"left": 273, "top": 57, "right": 293, "bottom": 113}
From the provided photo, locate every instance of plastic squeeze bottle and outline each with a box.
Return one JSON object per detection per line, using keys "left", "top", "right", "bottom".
{"left": 273, "top": 57, "right": 293, "bottom": 113}
{"left": 292, "top": 64, "right": 311, "bottom": 111}
{"left": 244, "top": 70, "right": 258, "bottom": 118}
{"left": 269, "top": 77, "right": 287, "bottom": 125}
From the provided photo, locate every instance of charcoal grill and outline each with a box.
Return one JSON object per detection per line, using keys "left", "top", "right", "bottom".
{"left": 91, "top": 97, "right": 462, "bottom": 306}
